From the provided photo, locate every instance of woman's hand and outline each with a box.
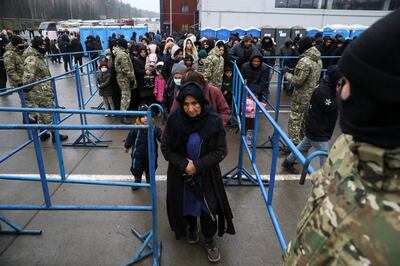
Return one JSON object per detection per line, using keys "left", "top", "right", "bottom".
{"left": 185, "top": 159, "right": 197, "bottom": 175}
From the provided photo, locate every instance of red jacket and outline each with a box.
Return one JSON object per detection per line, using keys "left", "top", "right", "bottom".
{"left": 171, "top": 82, "right": 230, "bottom": 126}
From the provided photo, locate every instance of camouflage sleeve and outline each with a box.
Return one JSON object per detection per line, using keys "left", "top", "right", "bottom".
{"left": 285, "top": 58, "right": 310, "bottom": 88}
{"left": 23, "top": 57, "right": 36, "bottom": 85}
{"left": 120, "top": 55, "right": 135, "bottom": 81}
{"left": 4, "top": 53, "right": 22, "bottom": 85}
{"left": 203, "top": 56, "right": 216, "bottom": 81}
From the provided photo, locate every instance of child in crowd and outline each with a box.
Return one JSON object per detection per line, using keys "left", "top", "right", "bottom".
{"left": 97, "top": 62, "right": 114, "bottom": 116}
{"left": 142, "top": 62, "right": 156, "bottom": 105}
{"left": 221, "top": 66, "right": 233, "bottom": 108}
{"left": 245, "top": 95, "right": 266, "bottom": 146}
{"left": 124, "top": 105, "right": 162, "bottom": 190}
{"left": 154, "top": 62, "right": 166, "bottom": 104}
{"left": 197, "top": 49, "right": 207, "bottom": 73}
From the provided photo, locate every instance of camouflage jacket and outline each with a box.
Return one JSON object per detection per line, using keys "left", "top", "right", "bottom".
{"left": 23, "top": 47, "right": 51, "bottom": 91}
{"left": 203, "top": 46, "right": 224, "bottom": 88}
{"left": 3, "top": 43, "right": 24, "bottom": 87}
{"left": 114, "top": 46, "right": 136, "bottom": 89}
{"left": 285, "top": 47, "right": 322, "bottom": 107}
{"left": 283, "top": 134, "right": 400, "bottom": 266}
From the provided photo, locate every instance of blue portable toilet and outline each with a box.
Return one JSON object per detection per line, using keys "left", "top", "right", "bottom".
{"left": 201, "top": 27, "right": 216, "bottom": 38}
{"left": 79, "top": 26, "right": 93, "bottom": 52}
{"left": 334, "top": 28, "right": 351, "bottom": 39}
{"left": 246, "top": 27, "right": 261, "bottom": 39}
{"left": 306, "top": 27, "right": 321, "bottom": 38}
{"left": 121, "top": 26, "right": 134, "bottom": 41}
{"left": 231, "top": 27, "right": 246, "bottom": 38}
{"left": 323, "top": 26, "right": 335, "bottom": 37}
{"left": 132, "top": 26, "right": 148, "bottom": 42}
{"left": 216, "top": 27, "right": 231, "bottom": 41}
{"left": 92, "top": 26, "right": 107, "bottom": 51}
{"left": 106, "top": 26, "right": 121, "bottom": 41}
{"left": 350, "top": 25, "right": 367, "bottom": 39}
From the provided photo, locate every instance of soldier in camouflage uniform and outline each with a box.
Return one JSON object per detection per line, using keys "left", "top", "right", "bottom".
{"left": 23, "top": 37, "right": 68, "bottom": 141}
{"left": 283, "top": 37, "right": 322, "bottom": 146}
{"left": 114, "top": 37, "right": 136, "bottom": 124}
{"left": 284, "top": 10, "right": 400, "bottom": 265}
{"left": 4, "top": 35, "right": 25, "bottom": 88}
{"left": 203, "top": 46, "right": 224, "bottom": 88}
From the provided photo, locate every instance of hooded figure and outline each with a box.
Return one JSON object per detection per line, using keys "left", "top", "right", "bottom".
{"left": 241, "top": 51, "right": 269, "bottom": 99}
{"left": 161, "top": 81, "right": 235, "bottom": 261}
{"left": 228, "top": 34, "right": 261, "bottom": 69}
{"left": 317, "top": 36, "right": 334, "bottom": 69}
{"left": 258, "top": 36, "right": 276, "bottom": 67}
{"left": 183, "top": 37, "right": 198, "bottom": 62}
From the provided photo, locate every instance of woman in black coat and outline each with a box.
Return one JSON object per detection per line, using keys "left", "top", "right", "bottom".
{"left": 161, "top": 82, "right": 235, "bottom": 263}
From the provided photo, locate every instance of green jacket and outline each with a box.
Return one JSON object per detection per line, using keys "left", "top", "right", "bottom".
{"left": 3, "top": 43, "right": 24, "bottom": 87}
{"left": 23, "top": 47, "right": 52, "bottom": 94}
{"left": 283, "top": 134, "right": 400, "bottom": 266}
{"left": 203, "top": 47, "right": 224, "bottom": 88}
{"left": 114, "top": 47, "right": 136, "bottom": 90}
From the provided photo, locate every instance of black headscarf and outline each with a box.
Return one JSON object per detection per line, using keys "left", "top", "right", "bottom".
{"left": 167, "top": 82, "right": 224, "bottom": 148}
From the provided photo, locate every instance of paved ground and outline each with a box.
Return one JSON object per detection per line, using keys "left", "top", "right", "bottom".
{"left": 0, "top": 60, "right": 343, "bottom": 265}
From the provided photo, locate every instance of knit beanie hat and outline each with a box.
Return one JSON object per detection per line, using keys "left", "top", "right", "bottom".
{"left": 31, "top": 36, "right": 45, "bottom": 48}
{"left": 11, "top": 35, "right": 23, "bottom": 46}
{"left": 198, "top": 49, "right": 207, "bottom": 59}
{"left": 117, "top": 37, "right": 128, "bottom": 49}
{"left": 297, "top": 37, "right": 313, "bottom": 54}
{"left": 338, "top": 9, "right": 400, "bottom": 149}
{"left": 171, "top": 62, "right": 187, "bottom": 76}
{"left": 326, "top": 65, "right": 342, "bottom": 85}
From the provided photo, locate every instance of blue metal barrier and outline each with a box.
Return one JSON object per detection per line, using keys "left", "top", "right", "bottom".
{"left": 224, "top": 60, "right": 328, "bottom": 252}
{"left": 0, "top": 105, "right": 163, "bottom": 265}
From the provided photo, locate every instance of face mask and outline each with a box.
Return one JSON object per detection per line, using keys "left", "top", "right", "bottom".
{"left": 156, "top": 70, "right": 160, "bottom": 76}
{"left": 174, "top": 78, "right": 181, "bottom": 86}
{"left": 106, "top": 55, "right": 111, "bottom": 59}
{"left": 36, "top": 47, "right": 46, "bottom": 55}
{"left": 101, "top": 67, "right": 108, "bottom": 73}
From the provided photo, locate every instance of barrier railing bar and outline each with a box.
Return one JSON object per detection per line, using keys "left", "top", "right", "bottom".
{"left": 0, "top": 107, "right": 147, "bottom": 116}
{"left": 0, "top": 205, "right": 152, "bottom": 211}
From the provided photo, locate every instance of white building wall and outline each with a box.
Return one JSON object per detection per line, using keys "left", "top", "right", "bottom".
{"left": 199, "top": 0, "right": 391, "bottom": 29}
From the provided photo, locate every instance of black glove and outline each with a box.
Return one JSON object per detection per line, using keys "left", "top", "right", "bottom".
{"left": 282, "top": 66, "right": 290, "bottom": 74}
{"left": 18, "top": 83, "right": 23, "bottom": 87}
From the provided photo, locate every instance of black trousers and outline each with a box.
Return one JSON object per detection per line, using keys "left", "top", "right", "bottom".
{"left": 185, "top": 211, "right": 217, "bottom": 241}
{"left": 62, "top": 55, "right": 72, "bottom": 72}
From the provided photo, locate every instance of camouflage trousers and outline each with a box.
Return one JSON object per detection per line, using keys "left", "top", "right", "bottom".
{"left": 288, "top": 98, "right": 309, "bottom": 145}
{"left": 24, "top": 84, "right": 54, "bottom": 124}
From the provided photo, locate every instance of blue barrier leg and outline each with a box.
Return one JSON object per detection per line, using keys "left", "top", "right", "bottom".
{"left": 0, "top": 215, "right": 42, "bottom": 235}
{"left": 86, "top": 64, "right": 93, "bottom": 96}
{"left": 52, "top": 112, "right": 66, "bottom": 180}
{"left": 31, "top": 129, "right": 52, "bottom": 207}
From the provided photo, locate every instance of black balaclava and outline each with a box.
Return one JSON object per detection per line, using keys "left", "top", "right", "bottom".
{"left": 31, "top": 36, "right": 46, "bottom": 55}
{"left": 11, "top": 35, "right": 23, "bottom": 47}
{"left": 297, "top": 37, "right": 313, "bottom": 54}
{"left": 338, "top": 9, "right": 400, "bottom": 149}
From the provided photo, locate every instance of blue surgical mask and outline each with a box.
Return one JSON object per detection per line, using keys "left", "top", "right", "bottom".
{"left": 174, "top": 78, "right": 181, "bottom": 86}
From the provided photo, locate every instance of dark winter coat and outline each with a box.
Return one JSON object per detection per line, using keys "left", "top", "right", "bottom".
{"left": 241, "top": 53, "right": 269, "bottom": 96}
{"left": 305, "top": 77, "right": 338, "bottom": 142}
{"left": 125, "top": 122, "right": 161, "bottom": 160}
{"left": 59, "top": 35, "right": 71, "bottom": 54}
{"left": 97, "top": 71, "right": 113, "bottom": 97}
{"left": 162, "top": 77, "right": 180, "bottom": 114}
{"left": 133, "top": 55, "right": 147, "bottom": 96}
{"left": 228, "top": 41, "right": 261, "bottom": 69}
{"left": 161, "top": 106, "right": 235, "bottom": 240}
{"left": 317, "top": 38, "right": 334, "bottom": 69}
{"left": 70, "top": 39, "right": 84, "bottom": 59}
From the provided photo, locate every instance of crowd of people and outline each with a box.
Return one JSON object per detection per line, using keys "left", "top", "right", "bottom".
{"left": 1, "top": 9, "right": 399, "bottom": 264}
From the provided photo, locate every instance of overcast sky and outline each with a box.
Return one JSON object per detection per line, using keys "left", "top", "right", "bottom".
{"left": 122, "top": 0, "right": 160, "bottom": 13}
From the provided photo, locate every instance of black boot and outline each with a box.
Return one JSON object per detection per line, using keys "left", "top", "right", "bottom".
{"left": 51, "top": 132, "right": 68, "bottom": 143}
{"left": 121, "top": 116, "right": 131, "bottom": 124}
{"left": 131, "top": 177, "right": 141, "bottom": 191}
{"left": 39, "top": 131, "right": 51, "bottom": 141}
{"left": 281, "top": 159, "right": 299, "bottom": 174}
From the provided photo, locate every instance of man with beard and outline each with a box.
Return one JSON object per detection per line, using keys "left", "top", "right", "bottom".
{"left": 229, "top": 35, "right": 261, "bottom": 70}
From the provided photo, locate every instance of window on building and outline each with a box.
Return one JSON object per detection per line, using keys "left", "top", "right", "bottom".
{"left": 275, "top": 0, "right": 319, "bottom": 8}
{"left": 181, "top": 24, "right": 189, "bottom": 31}
{"left": 181, "top": 4, "right": 189, "bottom": 13}
{"left": 331, "top": 0, "right": 386, "bottom": 10}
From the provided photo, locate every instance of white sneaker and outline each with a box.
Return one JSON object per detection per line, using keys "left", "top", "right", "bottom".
{"left": 105, "top": 114, "right": 109, "bottom": 117}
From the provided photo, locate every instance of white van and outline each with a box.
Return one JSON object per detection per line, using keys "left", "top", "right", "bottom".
{"left": 38, "top": 21, "right": 58, "bottom": 40}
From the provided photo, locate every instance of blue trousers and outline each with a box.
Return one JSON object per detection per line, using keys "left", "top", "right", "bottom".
{"left": 287, "top": 136, "right": 329, "bottom": 167}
